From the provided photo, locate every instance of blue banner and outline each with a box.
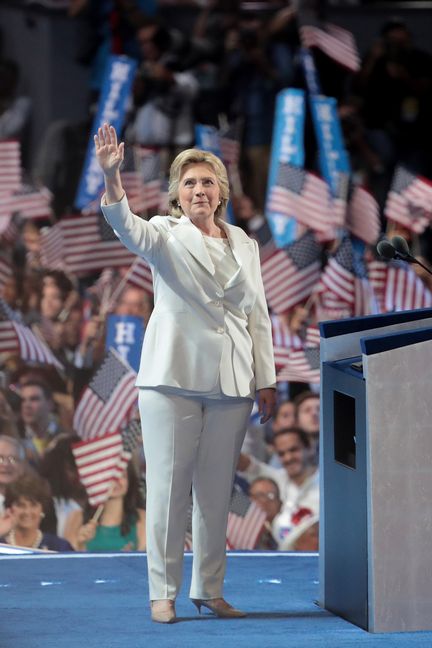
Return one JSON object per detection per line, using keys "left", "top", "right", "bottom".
{"left": 299, "top": 48, "right": 321, "bottom": 96}
{"left": 266, "top": 89, "right": 305, "bottom": 247}
{"left": 309, "top": 96, "right": 350, "bottom": 198}
{"left": 105, "top": 315, "right": 144, "bottom": 372}
{"left": 75, "top": 55, "right": 138, "bottom": 210}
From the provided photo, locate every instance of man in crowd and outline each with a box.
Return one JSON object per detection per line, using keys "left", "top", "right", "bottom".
{"left": 238, "top": 427, "right": 319, "bottom": 549}
{"left": 18, "top": 380, "right": 64, "bottom": 468}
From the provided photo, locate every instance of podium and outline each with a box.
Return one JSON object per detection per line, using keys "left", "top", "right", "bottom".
{"left": 319, "top": 308, "right": 432, "bottom": 633}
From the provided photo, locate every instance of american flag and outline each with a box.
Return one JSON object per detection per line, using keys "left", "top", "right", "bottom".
{"left": 267, "top": 163, "right": 332, "bottom": 234}
{"left": 319, "top": 236, "right": 378, "bottom": 317}
{"left": 367, "top": 259, "right": 388, "bottom": 313}
{"left": 73, "top": 349, "right": 138, "bottom": 440}
{"left": 271, "top": 314, "right": 302, "bottom": 370}
{"left": 0, "top": 298, "right": 64, "bottom": 370}
{"left": 300, "top": 23, "right": 361, "bottom": 72}
{"left": 0, "top": 141, "right": 22, "bottom": 195}
{"left": 277, "top": 346, "right": 320, "bottom": 384}
{"left": 0, "top": 186, "right": 52, "bottom": 221}
{"left": 0, "top": 214, "right": 19, "bottom": 244}
{"left": 384, "top": 166, "right": 432, "bottom": 234}
{"left": 384, "top": 261, "right": 432, "bottom": 312}
{"left": 40, "top": 212, "right": 135, "bottom": 275}
{"left": 39, "top": 224, "right": 65, "bottom": 270}
{"left": 121, "top": 419, "right": 142, "bottom": 454}
{"left": 219, "top": 121, "right": 241, "bottom": 168}
{"left": 126, "top": 257, "right": 154, "bottom": 296}
{"left": 331, "top": 172, "right": 349, "bottom": 228}
{"left": 226, "top": 486, "right": 266, "bottom": 550}
{"left": 0, "top": 253, "right": 12, "bottom": 289}
{"left": 347, "top": 186, "right": 381, "bottom": 245}
{"left": 261, "top": 231, "right": 322, "bottom": 313}
{"left": 72, "top": 432, "right": 125, "bottom": 506}
{"left": 248, "top": 217, "right": 277, "bottom": 263}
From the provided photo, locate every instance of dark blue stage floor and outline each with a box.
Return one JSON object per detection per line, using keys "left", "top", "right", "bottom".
{"left": 1, "top": 551, "right": 431, "bottom": 647}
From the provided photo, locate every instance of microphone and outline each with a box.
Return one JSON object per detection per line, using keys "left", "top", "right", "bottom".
{"left": 376, "top": 239, "right": 397, "bottom": 260}
{"left": 391, "top": 235, "right": 416, "bottom": 262}
{"left": 376, "top": 236, "right": 432, "bottom": 276}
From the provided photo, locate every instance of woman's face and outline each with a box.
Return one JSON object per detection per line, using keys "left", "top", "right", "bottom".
{"left": 178, "top": 163, "right": 221, "bottom": 222}
{"left": 109, "top": 472, "right": 129, "bottom": 499}
{"left": 40, "top": 284, "right": 64, "bottom": 320}
{"left": 11, "top": 497, "right": 43, "bottom": 532}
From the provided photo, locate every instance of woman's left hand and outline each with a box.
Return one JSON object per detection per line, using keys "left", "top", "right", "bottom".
{"left": 257, "top": 388, "right": 277, "bottom": 424}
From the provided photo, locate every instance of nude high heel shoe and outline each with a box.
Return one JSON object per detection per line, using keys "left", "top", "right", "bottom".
{"left": 151, "top": 599, "right": 176, "bottom": 624}
{"left": 191, "top": 598, "right": 247, "bottom": 618}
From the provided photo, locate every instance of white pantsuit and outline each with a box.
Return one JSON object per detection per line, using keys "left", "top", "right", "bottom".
{"left": 139, "top": 389, "right": 252, "bottom": 600}
{"left": 101, "top": 195, "right": 276, "bottom": 600}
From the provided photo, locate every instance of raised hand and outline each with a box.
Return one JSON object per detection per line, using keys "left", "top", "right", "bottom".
{"left": 94, "top": 123, "right": 124, "bottom": 177}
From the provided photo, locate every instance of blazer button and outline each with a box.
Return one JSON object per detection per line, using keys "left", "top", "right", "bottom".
{"left": 216, "top": 327, "right": 224, "bottom": 334}
{"left": 216, "top": 291, "right": 224, "bottom": 298}
{"left": 214, "top": 300, "right": 222, "bottom": 307}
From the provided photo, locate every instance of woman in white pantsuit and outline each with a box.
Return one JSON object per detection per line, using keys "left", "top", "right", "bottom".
{"left": 95, "top": 123, "right": 277, "bottom": 623}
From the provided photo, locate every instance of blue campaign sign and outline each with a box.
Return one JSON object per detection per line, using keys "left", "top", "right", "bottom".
{"left": 75, "top": 55, "right": 138, "bottom": 210}
{"left": 195, "top": 124, "right": 221, "bottom": 156}
{"left": 106, "top": 315, "right": 144, "bottom": 372}
{"left": 266, "top": 88, "right": 305, "bottom": 247}
{"left": 310, "top": 95, "right": 350, "bottom": 197}
{"left": 299, "top": 48, "right": 321, "bottom": 96}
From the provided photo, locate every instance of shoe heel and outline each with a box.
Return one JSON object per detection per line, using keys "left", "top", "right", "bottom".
{"left": 191, "top": 599, "right": 202, "bottom": 614}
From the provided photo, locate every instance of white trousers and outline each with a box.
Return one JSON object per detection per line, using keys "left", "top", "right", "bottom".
{"left": 138, "top": 388, "right": 253, "bottom": 601}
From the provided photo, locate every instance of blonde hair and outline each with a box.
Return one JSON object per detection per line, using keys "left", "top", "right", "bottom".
{"left": 168, "top": 148, "right": 230, "bottom": 218}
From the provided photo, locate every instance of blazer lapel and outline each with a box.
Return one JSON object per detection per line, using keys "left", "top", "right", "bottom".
{"left": 218, "top": 220, "right": 254, "bottom": 289}
{"left": 170, "top": 216, "right": 215, "bottom": 275}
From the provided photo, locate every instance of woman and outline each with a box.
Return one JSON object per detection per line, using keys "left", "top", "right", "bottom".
{"left": 1, "top": 473, "right": 73, "bottom": 551}
{"left": 67, "top": 460, "right": 146, "bottom": 552}
{"left": 95, "top": 123, "right": 276, "bottom": 623}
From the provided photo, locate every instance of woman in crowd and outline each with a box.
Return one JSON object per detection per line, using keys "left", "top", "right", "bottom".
{"left": 1, "top": 472, "right": 73, "bottom": 551}
{"left": 95, "top": 122, "right": 276, "bottom": 623}
{"left": 67, "top": 460, "right": 146, "bottom": 553}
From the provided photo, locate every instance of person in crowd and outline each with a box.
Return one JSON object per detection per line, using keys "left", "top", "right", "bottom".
{"left": 354, "top": 18, "right": 432, "bottom": 176}
{"left": 39, "top": 434, "right": 87, "bottom": 543}
{"left": 94, "top": 122, "right": 276, "bottom": 623}
{"left": 221, "top": 11, "right": 294, "bottom": 211}
{"left": 279, "top": 513, "right": 319, "bottom": 552}
{"left": 249, "top": 476, "right": 281, "bottom": 550}
{"left": 1, "top": 472, "right": 73, "bottom": 551}
{"left": 0, "top": 434, "right": 27, "bottom": 537}
{"left": 67, "top": 460, "right": 146, "bottom": 552}
{"left": 238, "top": 427, "right": 319, "bottom": 550}
{"left": 294, "top": 391, "right": 320, "bottom": 466}
{"left": 17, "top": 379, "right": 66, "bottom": 467}
{"left": 115, "top": 285, "right": 153, "bottom": 324}
{"left": 0, "top": 58, "right": 31, "bottom": 144}
{"left": 126, "top": 16, "right": 199, "bottom": 167}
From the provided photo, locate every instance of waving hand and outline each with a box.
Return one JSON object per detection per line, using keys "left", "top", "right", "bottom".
{"left": 94, "top": 123, "right": 124, "bottom": 177}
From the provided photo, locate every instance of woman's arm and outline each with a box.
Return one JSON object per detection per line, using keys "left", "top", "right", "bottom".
{"left": 136, "top": 509, "right": 146, "bottom": 551}
{"left": 94, "top": 123, "right": 125, "bottom": 204}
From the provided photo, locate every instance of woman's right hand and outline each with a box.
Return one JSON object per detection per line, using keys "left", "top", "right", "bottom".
{"left": 76, "top": 519, "right": 98, "bottom": 548}
{"left": 94, "top": 123, "right": 124, "bottom": 177}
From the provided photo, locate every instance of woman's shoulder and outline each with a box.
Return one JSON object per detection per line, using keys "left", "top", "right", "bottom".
{"left": 40, "top": 533, "right": 74, "bottom": 552}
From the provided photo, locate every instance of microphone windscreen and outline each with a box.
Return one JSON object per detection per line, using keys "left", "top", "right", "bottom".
{"left": 377, "top": 239, "right": 396, "bottom": 259}
{"left": 391, "top": 235, "right": 410, "bottom": 255}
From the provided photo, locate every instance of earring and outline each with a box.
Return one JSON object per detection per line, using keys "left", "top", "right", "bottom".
{"left": 40, "top": 512, "right": 45, "bottom": 519}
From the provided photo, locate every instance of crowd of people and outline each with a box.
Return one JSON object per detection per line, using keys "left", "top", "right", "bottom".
{"left": 1, "top": 0, "right": 432, "bottom": 556}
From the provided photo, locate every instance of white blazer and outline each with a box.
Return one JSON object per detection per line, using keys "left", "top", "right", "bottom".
{"left": 101, "top": 195, "right": 276, "bottom": 398}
